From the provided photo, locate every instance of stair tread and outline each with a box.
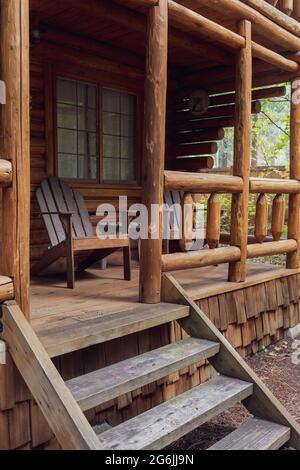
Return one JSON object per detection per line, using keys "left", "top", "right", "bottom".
{"left": 97, "top": 375, "right": 253, "bottom": 450}
{"left": 67, "top": 337, "right": 220, "bottom": 411}
{"left": 36, "top": 303, "right": 190, "bottom": 358}
{"left": 209, "top": 418, "right": 291, "bottom": 450}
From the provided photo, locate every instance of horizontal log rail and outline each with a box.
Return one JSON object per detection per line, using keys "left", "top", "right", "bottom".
{"left": 247, "top": 240, "right": 297, "bottom": 258}
{"left": 250, "top": 178, "right": 300, "bottom": 194}
{"left": 0, "top": 276, "right": 14, "bottom": 303}
{"left": 117, "top": 1, "right": 300, "bottom": 72}
{"left": 164, "top": 171, "right": 243, "bottom": 193}
{"left": 161, "top": 246, "right": 241, "bottom": 272}
{"left": 0, "top": 159, "right": 12, "bottom": 186}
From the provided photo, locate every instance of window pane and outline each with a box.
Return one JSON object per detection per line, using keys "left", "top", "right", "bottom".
{"left": 57, "top": 79, "right": 76, "bottom": 105}
{"left": 121, "top": 94, "right": 134, "bottom": 115}
{"left": 103, "top": 112, "right": 120, "bottom": 135}
{"left": 121, "top": 115, "right": 133, "bottom": 137}
{"left": 57, "top": 129, "right": 77, "bottom": 154}
{"left": 121, "top": 160, "right": 135, "bottom": 182}
{"left": 121, "top": 137, "right": 134, "bottom": 159}
{"left": 104, "top": 158, "right": 120, "bottom": 181}
{"left": 57, "top": 103, "right": 77, "bottom": 130}
{"left": 103, "top": 89, "right": 120, "bottom": 113}
{"left": 102, "top": 88, "right": 136, "bottom": 183}
{"left": 103, "top": 135, "right": 121, "bottom": 158}
{"left": 57, "top": 77, "right": 98, "bottom": 180}
{"left": 78, "top": 108, "right": 96, "bottom": 132}
{"left": 58, "top": 154, "right": 77, "bottom": 178}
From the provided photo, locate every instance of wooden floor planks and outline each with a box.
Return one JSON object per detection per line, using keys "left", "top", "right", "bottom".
{"left": 36, "top": 303, "right": 190, "bottom": 358}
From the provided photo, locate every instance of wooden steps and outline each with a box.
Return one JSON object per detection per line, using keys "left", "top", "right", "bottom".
{"left": 67, "top": 338, "right": 220, "bottom": 411}
{"left": 97, "top": 375, "right": 253, "bottom": 450}
{"left": 209, "top": 418, "right": 291, "bottom": 450}
{"left": 36, "top": 303, "right": 190, "bottom": 358}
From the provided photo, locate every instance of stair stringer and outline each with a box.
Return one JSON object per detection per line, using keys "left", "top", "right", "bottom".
{"left": 162, "top": 273, "right": 300, "bottom": 449}
{"left": 1, "top": 302, "right": 102, "bottom": 450}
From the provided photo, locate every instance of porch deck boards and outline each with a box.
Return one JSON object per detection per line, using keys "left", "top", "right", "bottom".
{"left": 30, "top": 261, "right": 299, "bottom": 333}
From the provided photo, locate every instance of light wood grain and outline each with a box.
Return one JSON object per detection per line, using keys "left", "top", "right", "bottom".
{"left": 67, "top": 338, "right": 219, "bottom": 411}
{"left": 35, "top": 302, "right": 190, "bottom": 358}
{"left": 2, "top": 302, "right": 101, "bottom": 450}
{"left": 98, "top": 375, "right": 253, "bottom": 450}
{"left": 209, "top": 418, "right": 290, "bottom": 450}
{"left": 162, "top": 273, "right": 300, "bottom": 449}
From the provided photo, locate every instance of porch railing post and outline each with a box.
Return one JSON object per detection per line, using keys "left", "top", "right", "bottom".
{"left": 228, "top": 19, "right": 252, "bottom": 283}
{"left": 0, "top": 0, "right": 30, "bottom": 317}
{"left": 139, "top": 0, "right": 168, "bottom": 303}
{"left": 287, "top": 77, "right": 300, "bottom": 269}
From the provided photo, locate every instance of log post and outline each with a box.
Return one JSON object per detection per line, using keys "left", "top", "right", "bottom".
{"left": 207, "top": 193, "right": 221, "bottom": 249}
{"left": 255, "top": 194, "right": 268, "bottom": 243}
{"left": 287, "top": 78, "right": 300, "bottom": 268}
{"left": 139, "top": 0, "right": 168, "bottom": 303}
{"left": 272, "top": 194, "right": 285, "bottom": 241}
{"left": 0, "top": 0, "right": 30, "bottom": 317}
{"left": 228, "top": 20, "right": 252, "bottom": 282}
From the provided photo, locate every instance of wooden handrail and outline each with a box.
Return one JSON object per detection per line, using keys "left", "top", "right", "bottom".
{"left": 250, "top": 178, "right": 300, "bottom": 194}
{"left": 164, "top": 171, "right": 243, "bottom": 193}
{"left": 161, "top": 246, "right": 241, "bottom": 272}
{"left": 0, "top": 159, "right": 12, "bottom": 186}
{"left": 247, "top": 240, "right": 297, "bottom": 258}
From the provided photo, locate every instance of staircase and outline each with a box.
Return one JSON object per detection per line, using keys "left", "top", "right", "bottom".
{"left": 1, "top": 275, "right": 300, "bottom": 450}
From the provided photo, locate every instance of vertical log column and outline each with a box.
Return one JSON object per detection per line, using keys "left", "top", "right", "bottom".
{"left": 228, "top": 20, "right": 252, "bottom": 283}
{"left": 139, "top": 0, "right": 168, "bottom": 303}
{"left": 0, "top": 0, "right": 30, "bottom": 317}
{"left": 287, "top": 78, "right": 300, "bottom": 269}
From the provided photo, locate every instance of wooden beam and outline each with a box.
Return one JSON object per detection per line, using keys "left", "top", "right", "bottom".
{"left": 168, "top": 0, "right": 245, "bottom": 50}
{"left": 287, "top": 78, "right": 300, "bottom": 269}
{"left": 139, "top": 0, "right": 168, "bottom": 304}
{"left": 0, "top": 276, "right": 14, "bottom": 303}
{"left": 247, "top": 240, "right": 297, "bottom": 258}
{"left": 229, "top": 20, "right": 252, "bottom": 282}
{"left": 164, "top": 171, "right": 244, "bottom": 193}
{"left": 173, "top": 156, "right": 215, "bottom": 172}
{"left": 162, "top": 273, "right": 300, "bottom": 449}
{"left": 252, "top": 42, "right": 299, "bottom": 72}
{"left": 250, "top": 177, "right": 300, "bottom": 193}
{"left": 0, "top": 160, "right": 12, "bottom": 187}
{"left": 161, "top": 246, "right": 241, "bottom": 272}
{"left": 192, "top": 0, "right": 300, "bottom": 51}
{"left": 243, "top": 0, "right": 300, "bottom": 37}
{"left": 1, "top": 303, "right": 102, "bottom": 450}
{"left": 0, "top": 0, "right": 30, "bottom": 318}
{"left": 176, "top": 86, "right": 286, "bottom": 108}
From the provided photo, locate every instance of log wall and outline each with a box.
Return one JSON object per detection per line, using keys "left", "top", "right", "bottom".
{"left": 29, "top": 32, "right": 144, "bottom": 265}
{"left": 1, "top": 274, "right": 299, "bottom": 450}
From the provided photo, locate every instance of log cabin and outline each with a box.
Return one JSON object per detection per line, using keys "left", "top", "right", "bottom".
{"left": 1, "top": 0, "right": 300, "bottom": 451}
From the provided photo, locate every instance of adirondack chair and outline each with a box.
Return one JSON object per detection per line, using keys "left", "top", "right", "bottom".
{"left": 163, "top": 190, "right": 205, "bottom": 253}
{"left": 32, "top": 177, "right": 131, "bottom": 289}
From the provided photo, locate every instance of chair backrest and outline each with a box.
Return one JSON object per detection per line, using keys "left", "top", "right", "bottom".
{"left": 36, "top": 177, "right": 94, "bottom": 247}
{"left": 164, "top": 190, "right": 204, "bottom": 251}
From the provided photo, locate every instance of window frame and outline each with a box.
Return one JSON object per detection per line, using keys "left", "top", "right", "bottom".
{"left": 51, "top": 64, "right": 142, "bottom": 188}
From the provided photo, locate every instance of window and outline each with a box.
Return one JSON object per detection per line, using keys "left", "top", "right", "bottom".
{"left": 57, "top": 78, "right": 98, "bottom": 180}
{"left": 56, "top": 77, "right": 137, "bottom": 184}
{"left": 102, "top": 88, "right": 135, "bottom": 182}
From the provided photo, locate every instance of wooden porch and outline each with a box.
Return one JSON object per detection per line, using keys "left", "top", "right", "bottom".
{"left": 31, "top": 261, "right": 300, "bottom": 358}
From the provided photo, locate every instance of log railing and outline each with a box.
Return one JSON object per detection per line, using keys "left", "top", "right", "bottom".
{"left": 162, "top": 170, "right": 300, "bottom": 274}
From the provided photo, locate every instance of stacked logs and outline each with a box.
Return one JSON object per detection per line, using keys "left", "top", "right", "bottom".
{"left": 168, "top": 86, "right": 286, "bottom": 173}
